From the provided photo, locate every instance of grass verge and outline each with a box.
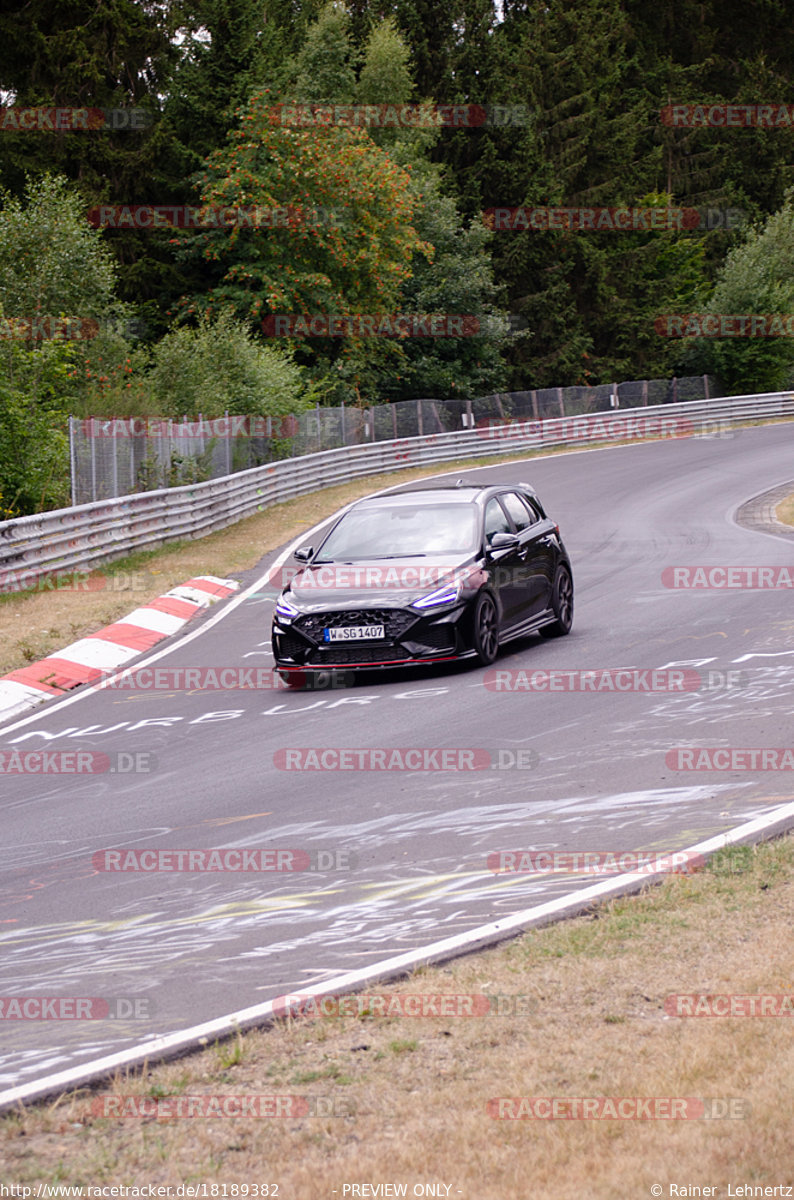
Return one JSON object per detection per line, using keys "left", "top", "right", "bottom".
{"left": 775, "top": 492, "right": 794, "bottom": 527}
{"left": 2, "top": 837, "right": 793, "bottom": 1196}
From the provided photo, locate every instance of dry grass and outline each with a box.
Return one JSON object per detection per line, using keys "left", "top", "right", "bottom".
{"left": 3, "top": 840, "right": 794, "bottom": 1195}
{"left": 775, "top": 492, "right": 794, "bottom": 527}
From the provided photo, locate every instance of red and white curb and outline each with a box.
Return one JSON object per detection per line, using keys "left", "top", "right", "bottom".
{"left": 0, "top": 576, "right": 239, "bottom": 722}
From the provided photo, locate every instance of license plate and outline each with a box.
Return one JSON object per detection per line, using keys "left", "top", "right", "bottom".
{"left": 324, "top": 625, "right": 385, "bottom": 642}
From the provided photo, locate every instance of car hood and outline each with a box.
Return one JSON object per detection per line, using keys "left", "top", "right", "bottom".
{"left": 285, "top": 554, "right": 479, "bottom": 611}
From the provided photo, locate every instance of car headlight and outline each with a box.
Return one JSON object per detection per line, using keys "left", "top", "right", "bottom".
{"left": 411, "top": 579, "right": 462, "bottom": 609}
{"left": 275, "top": 595, "right": 300, "bottom": 620}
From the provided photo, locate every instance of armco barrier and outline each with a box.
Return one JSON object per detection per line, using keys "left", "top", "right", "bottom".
{"left": 1, "top": 391, "right": 792, "bottom": 592}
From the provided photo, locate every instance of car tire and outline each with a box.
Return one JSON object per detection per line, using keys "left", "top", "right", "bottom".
{"left": 539, "top": 565, "right": 573, "bottom": 638}
{"left": 473, "top": 591, "right": 500, "bottom": 665}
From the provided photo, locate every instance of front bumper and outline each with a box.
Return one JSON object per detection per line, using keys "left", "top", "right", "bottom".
{"left": 272, "top": 604, "right": 468, "bottom": 669}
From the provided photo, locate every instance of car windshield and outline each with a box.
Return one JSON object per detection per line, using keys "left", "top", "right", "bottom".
{"left": 315, "top": 503, "right": 479, "bottom": 560}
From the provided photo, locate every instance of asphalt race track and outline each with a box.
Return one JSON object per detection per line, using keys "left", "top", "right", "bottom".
{"left": 1, "top": 424, "right": 793, "bottom": 1100}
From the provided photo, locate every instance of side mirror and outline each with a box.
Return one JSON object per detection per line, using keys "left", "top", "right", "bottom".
{"left": 487, "top": 532, "right": 519, "bottom": 555}
{"left": 293, "top": 546, "right": 314, "bottom": 562}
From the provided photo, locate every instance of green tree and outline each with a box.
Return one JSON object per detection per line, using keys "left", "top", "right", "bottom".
{"left": 292, "top": 3, "right": 358, "bottom": 103}
{"left": 0, "top": 0, "right": 171, "bottom": 199}
{"left": 445, "top": 0, "right": 723, "bottom": 386}
{"left": 270, "top": 12, "right": 509, "bottom": 403}
{"left": 0, "top": 174, "right": 120, "bottom": 321}
{"left": 680, "top": 196, "right": 794, "bottom": 393}
{"left": 0, "top": 173, "right": 138, "bottom": 411}
{"left": 178, "top": 88, "right": 429, "bottom": 322}
{"left": 0, "top": 379, "right": 70, "bottom": 516}
{"left": 166, "top": 0, "right": 278, "bottom": 169}
{"left": 0, "top": 174, "right": 137, "bottom": 513}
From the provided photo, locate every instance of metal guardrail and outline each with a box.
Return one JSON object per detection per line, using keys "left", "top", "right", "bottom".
{"left": 2, "top": 391, "right": 793, "bottom": 591}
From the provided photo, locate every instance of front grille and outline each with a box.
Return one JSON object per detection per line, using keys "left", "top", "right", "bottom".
{"left": 295, "top": 609, "right": 417, "bottom": 642}
{"left": 308, "top": 644, "right": 412, "bottom": 665}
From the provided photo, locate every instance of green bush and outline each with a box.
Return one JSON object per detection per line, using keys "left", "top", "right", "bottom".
{"left": 0, "top": 381, "right": 70, "bottom": 516}
{"left": 147, "top": 312, "right": 313, "bottom": 419}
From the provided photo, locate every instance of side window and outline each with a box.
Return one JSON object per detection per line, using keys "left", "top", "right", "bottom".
{"left": 501, "top": 492, "right": 536, "bottom": 531}
{"left": 526, "top": 496, "right": 545, "bottom": 522}
{"left": 484, "top": 498, "right": 511, "bottom": 545}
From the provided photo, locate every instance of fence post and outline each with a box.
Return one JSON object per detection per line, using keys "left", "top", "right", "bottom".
{"left": 90, "top": 425, "right": 97, "bottom": 504}
{"left": 703, "top": 374, "right": 710, "bottom": 400}
{"left": 642, "top": 379, "right": 648, "bottom": 406}
{"left": 531, "top": 391, "right": 538, "bottom": 419}
{"left": 69, "top": 417, "right": 77, "bottom": 506}
{"left": 557, "top": 387, "right": 565, "bottom": 417}
{"left": 416, "top": 398, "right": 423, "bottom": 436}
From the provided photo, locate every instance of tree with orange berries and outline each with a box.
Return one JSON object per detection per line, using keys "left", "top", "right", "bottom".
{"left": 178, "top": 90, "right": 431, "bottom": 324}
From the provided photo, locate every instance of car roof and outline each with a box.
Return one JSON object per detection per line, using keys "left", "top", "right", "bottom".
{"left": 353, "top": 481, "right": 537, "bottom": 509}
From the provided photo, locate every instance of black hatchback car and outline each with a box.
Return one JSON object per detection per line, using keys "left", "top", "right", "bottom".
{"left": 271, "top": 481, "right": 573, "bottom": 680}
